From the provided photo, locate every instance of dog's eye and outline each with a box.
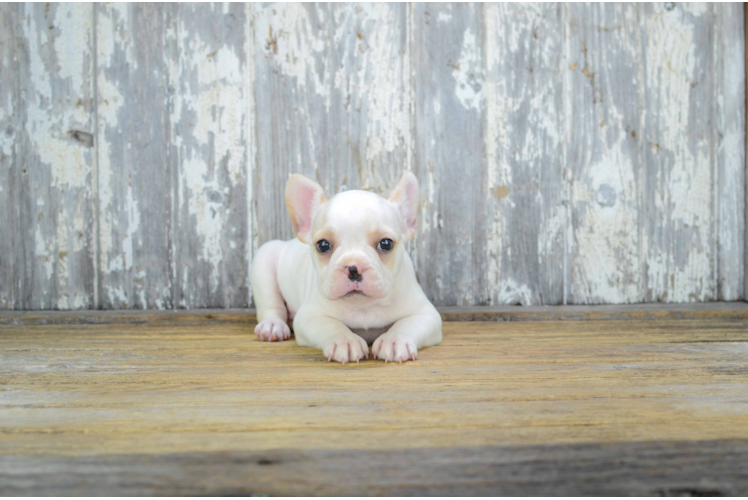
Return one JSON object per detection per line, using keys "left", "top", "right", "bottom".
{"left": 377, "top": 239, "right": 394, "bottom": 251}
{"left": 316, "top": 239, "right": 332, "bottom": 253}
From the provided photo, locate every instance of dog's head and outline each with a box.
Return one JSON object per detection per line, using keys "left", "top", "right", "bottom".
{"left": 285, "top": 173, "right": 419, "bottom": 301}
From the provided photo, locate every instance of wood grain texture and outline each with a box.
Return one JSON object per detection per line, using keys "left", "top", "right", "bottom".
{"left": 566, "top": 4, "right": 644, "bottom": 304}
{"left": 1, "top": 317, "right": 748, "bottom": 494}
{"left": 715, "top": 3, "right": 746, "bottom": 301}
{"left": 253, "top": 3, "right": 408, "bottom": 246}
{"left": 643, "top": 3, "right": 716, "bottom": 302}
{"left": 3, "top": 302, "right": 748, "bottom": 326}
{"left": 0, "top": 4, "right": 20, "bottom": 309}
{"left": 173, "top": 3, "right": 251, "bottom": 308}
{"left": 8, "top": 4, "right": 96, "bottom": 310}
{"left": 3, "top": 440, "right": 748, "bottom": 496}
{"left": 96, "top": 3, "right": 176, "bottom": 309}
{"left": 485, "top": 3, "right": 565, "bottom": 306}
{"left": 412, "top": 3, "right": 488, "bottom": 306}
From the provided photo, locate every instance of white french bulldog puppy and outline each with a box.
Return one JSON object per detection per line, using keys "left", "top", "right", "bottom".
{"left": 250, "top": 172, "right": 442, "bottom": 364}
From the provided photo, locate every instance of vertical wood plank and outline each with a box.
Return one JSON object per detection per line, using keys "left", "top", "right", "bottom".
{"left": 252, "top": 3, "right": 409, "bottom": 246}
{"left": 412, "top": 3, "right": 487, "bottom": 306}
{"left": 0, "top": 4, "right": 20, "bottom": 309}
{"left": 714, "top": 3, "right": 745, "bottom": 301}
{"left": 642, "top": 3, "right": 715, "bottom": 302}
{"left": 16, "top": 3, "right": 96, "bottom": 309}
{"left": 484, "top": 4, "right": 565, "bottom": 306}
{"left": 173, "top": 3, "right": 250, "bottom": 308}
{"left": 566, "top": 4, "right": 644, "bottom": 304}
{"left": 96, "top": 4, "right": 175, "bottom": 309}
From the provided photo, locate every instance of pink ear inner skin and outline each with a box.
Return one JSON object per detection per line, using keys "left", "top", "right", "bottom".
{"left": 296, "top": 184, "right": 317, "bottom": 236}
{"left": 288, "top": 178, "right": 324, "bottom": 240}
{"left": 402, "top": 179, "right": 419, "bottom": 232}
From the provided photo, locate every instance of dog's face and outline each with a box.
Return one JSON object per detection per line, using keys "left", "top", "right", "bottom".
{"left": 285, "top": 173, "right": 419, "bottom": 301}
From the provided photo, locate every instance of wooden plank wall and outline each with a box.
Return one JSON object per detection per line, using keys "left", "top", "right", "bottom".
{"left": 0, "top": 3, "right": 745, "bottom": 310}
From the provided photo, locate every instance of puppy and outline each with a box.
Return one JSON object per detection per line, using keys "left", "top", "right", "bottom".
{"left": 250, "top": 173, "right": 442, "bottom": 363}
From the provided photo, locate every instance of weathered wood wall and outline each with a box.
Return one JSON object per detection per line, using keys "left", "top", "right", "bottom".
{"left": 0, "top": 3, "right": 745, "bottom": 309}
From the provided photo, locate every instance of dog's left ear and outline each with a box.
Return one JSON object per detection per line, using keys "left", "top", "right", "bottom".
{"left": 389, "top": 172, "right": 419, "bottom": 240}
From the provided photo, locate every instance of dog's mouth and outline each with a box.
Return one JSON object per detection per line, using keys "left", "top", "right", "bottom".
{"left": 343, "top": 290, "right": 367, "bottom": 298}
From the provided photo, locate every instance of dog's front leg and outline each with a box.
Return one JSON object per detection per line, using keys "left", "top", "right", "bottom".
{"left": 293, "top": 308, "right": 369, "bottom": 364}
{"left": 373, "top": 305, "right": 443, "bottom": 363}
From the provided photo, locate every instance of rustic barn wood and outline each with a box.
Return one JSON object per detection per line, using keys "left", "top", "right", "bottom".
{"left": 566, "top": 3, "right": 644, "bottom": 304}
{"left": 716, "top": 3, "right": 745, "bottom": 301}
{"left": 643, "top": 3, "right": 715, "bottom": 303}
{"left": 95, "top": 3, "right": 176, "bottom": 310}
{"left": 0, "top": 3, "right": 745, "bottom": 309}
{"left": 485, "top": 3, "right": 565, "bottom": 307}
{"left": 0, "top": 3, "right": 20, "bottom": 310}
{"left": 744, "top": 1, "right": 748, "bottom": 304}
{"left": 1, "top": 310, "right": 748, "bottom": 495}
{"left": 411, "top": 3, "right": 489, "bottom": 307}
{"left": 173, "top": 3, "right": 252, "bottom": 309}
{"left": 2, "top": 4, "right": 96, "bottom": 310}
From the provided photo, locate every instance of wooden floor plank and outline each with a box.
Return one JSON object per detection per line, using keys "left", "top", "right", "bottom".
{"left": 1, "top": 317, "right": 748, "bottom": 494}
{"left": 3, "top": 301, "right": 748, "bottom": 325}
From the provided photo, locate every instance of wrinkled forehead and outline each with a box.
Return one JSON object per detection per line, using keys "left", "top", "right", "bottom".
{"left": 312, "top": 190, "right": 401, "bottom": 236}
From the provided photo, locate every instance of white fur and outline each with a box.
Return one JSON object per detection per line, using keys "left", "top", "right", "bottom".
{"left": 250, "top": 173, "right": 443, "bottom": 363}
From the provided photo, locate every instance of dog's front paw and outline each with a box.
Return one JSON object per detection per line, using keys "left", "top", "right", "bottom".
{"left": 323, "top": 334, "right": 369, "bottom": 364}
{"left": 373, "top": 332, "right": 417, "bottom": 363}
{"left": 255, "top": 317, "right": 291, "bottom": 341}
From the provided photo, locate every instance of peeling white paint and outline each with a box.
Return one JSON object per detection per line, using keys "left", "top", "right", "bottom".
{"left": 24, "top": 6, "right": 91, "bottom": 190}
{"left": 254, "top": 3, "right": 327, "bottom": 96}
{"left": 35, "top": 225, "right": 54, "bottom": 280}
{"left": 0, "top": 95, "right": 13, "bottom": 161}
{"left": 484, "top": 5, "right": 502, "bottom": 302}
{"left": 347, "top": 4, "right": 408, "bottom": 179}
{"left": 53, "top": 4, "right": 90, "bottom": 92}
{"left": 437, "top": 11, "right": 452, "bottom": 24}
{"left": 681, "top": 3, "right": 708, "bottom": 16}
{"left": 539, "top": 208, "right": 564, "bottom": 266}
{"left": 107, "top": 285, "right": 128, "bottom": 307}
{"left": 18, "top": 4, "right": 94, "bottom": 310}
{"left": 484, "top": 3, "right": 565, "bottom": 305}
{"left": 452, "top": 27, "right": 484, "bottom": 112}
{"left": 186, "top": 45, "right": 244, "bottom": 180}
{"left": 181, "top": 157, "right": 225, "bottom": 291}
{"left": 121, "top": 185, "right": 141, "bottom": 271}
{"left": 497, "top": 278, "right": 534, "bottom": 306}
{"left": 715, "top": 2, "right": 746, "bottom": 301}
{"left": 96, "top": 4, "right": 129, "bottom": 277}
{"left": 645, "top": 4, "right": 713, "bottom": 302}
{"left": 571, "top": 139, "right": 640, "bottom": 303}
{"left": 176, "top": 7, "right": 248, "bottom": 299}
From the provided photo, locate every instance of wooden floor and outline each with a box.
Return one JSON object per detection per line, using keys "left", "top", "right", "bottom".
{"left": 2, "top": 307, "right": 748, "bottom": 495}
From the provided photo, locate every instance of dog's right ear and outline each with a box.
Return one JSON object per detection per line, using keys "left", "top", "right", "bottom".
{"left": 389, "top": 172, "right": 419, "bottom": 240}
{"left": 285, "top": 174, "right": 327, "bottom": 243}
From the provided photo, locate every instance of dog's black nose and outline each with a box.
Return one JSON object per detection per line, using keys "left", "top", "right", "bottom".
{"left": 347, "top": 266, "right": 362, "bottom": 282}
